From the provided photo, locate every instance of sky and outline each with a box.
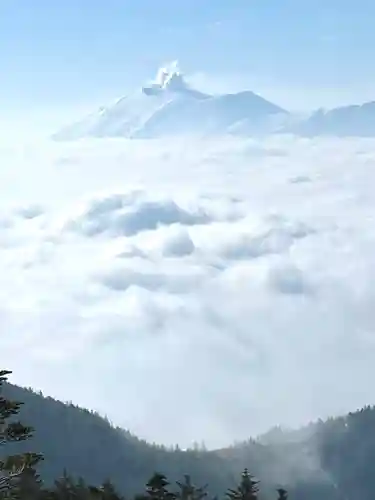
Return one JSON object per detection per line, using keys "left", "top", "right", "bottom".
{"left": 2, "top": 0, "right": 375, "bottom": 129}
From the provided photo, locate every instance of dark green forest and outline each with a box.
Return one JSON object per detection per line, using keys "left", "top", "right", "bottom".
{"left": 1, "top": 369, "right": 375, "bottom": 499}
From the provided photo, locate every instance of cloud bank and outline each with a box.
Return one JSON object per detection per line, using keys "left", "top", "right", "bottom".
{"left": 1, "top": 135, "right": 375, "bottom": 448}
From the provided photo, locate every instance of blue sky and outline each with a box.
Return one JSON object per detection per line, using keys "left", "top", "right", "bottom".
{"left": 1, "top": 0, "right": 375, "bottom": 127}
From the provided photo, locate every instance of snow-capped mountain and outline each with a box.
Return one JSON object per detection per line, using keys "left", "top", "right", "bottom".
{"left": 52, "top": 61, "right": 375, "bottom": 140}
{"left": 53, "top": 62, "right": 288, "bottom": 140}
{"left": 293, "top": 101, "right": 375, "bottom": 137}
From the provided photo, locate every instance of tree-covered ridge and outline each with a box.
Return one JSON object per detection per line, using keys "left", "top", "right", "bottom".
{"left": 1, "top": 382, "right": 232, "bottom": 496}
{"left": 2, "top": 371, "right": 375, "bottom": 499}
{"left": 0, "top": 369, "right": 285, "bottom": 500}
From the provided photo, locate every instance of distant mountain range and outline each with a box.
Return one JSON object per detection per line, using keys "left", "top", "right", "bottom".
{"left": 292, "top": 101, "right": 375, "bottom": 137}
{"left": 53, "top": 63, "right": 375, "bottom": 140}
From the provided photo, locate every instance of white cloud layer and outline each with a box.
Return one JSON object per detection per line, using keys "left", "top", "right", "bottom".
{"left": 1, "top": 134, "right": 375, "bottom": 448}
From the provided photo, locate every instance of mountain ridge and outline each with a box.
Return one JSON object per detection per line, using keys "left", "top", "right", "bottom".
{"left": 3, "top": 381, "right": 375, "bottom": 499}
{"left": 52, "top": 63, "right": 288, "bottom": 140}
{"left": 53, "top": 63, "right": 375, "bottom": 140}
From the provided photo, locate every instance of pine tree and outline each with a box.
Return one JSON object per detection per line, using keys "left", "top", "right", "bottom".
{"left": 52, "top": 469, "right": 78, "bottom": 500}
{"left": 0, "top": 369, "right": 43, "bottom": 497}
{"left": 76, "top": 477, "right": 91, "bottom": 500}
{"left": 97, "top": 479, "right": 123, "bottom": 500}
{"left": 276, "top": 489, "right": 287, "bottom": 500}
{"left": 175, "top": 475, "right": 207, "bottom": 500}
{"left": 226, "top": 469, "right": 259, "bottom": 500}
{"left": 136, "top": 473, "right": 176, "bottom": 500}
{"left": 3, "top": 452, "right": 43, "bottom": 500}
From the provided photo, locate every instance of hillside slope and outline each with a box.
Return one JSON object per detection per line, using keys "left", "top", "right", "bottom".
{"left": 3, "top": 382, "right": 367, "bottom": 499}
{"left": 2, "top": 383, "right": 230, "bottom": 496}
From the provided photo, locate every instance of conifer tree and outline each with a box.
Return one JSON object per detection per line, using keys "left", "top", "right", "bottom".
{"left": 175, "top": 475, "right": 207, "bottom": 500}
{"left": 3, "top": 452, "right": 43, "bottom": 500}
{"left": 97, "top": 479, "right": 123, "bottom": 500}
{"left": 136, "top": 473, "right": 176, "bottom": 500}
{"left": 226, "top": 469, "right": 259, "bottom": 500}
{"left": 276, "top": 489, "right": 287, "bottom": 500}
{"left": 0, "top": 369, "right": 43, "bottom": 497}
{"left": 52, "top": 469, "right": 78, "bottom": 500}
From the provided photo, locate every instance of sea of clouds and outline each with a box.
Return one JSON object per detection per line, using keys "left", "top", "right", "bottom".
{"left": 1, "top": 134, "right": 375, "bottom": 448}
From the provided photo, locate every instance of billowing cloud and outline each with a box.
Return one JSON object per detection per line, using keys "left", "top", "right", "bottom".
{"left": 1, "top": 135, "right": 375, "bottom": 449}
{"left": 147, "top": 60, "right": 189, "bottom": 93}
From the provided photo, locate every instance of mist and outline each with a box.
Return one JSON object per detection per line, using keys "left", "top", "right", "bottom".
{"left": 1, "top": 133, "right": 375, "bottom": 449}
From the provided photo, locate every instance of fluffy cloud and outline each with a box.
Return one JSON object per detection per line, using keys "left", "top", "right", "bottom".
{"left": 1, "top": 135, "right": 375, "bottom": 448}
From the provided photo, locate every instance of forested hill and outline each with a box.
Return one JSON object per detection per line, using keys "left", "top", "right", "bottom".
{"left": 218, "top": 406, "right": 375, "bottom": 499}
{"left": 3, "top": 382, "right": 375, "bottom": 499}
{"left": 2, "top": 383, "right": 233, "bottom": 496}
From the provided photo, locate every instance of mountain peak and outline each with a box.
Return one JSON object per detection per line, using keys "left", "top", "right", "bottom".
{"left": 141, "top": 61, "right": 209, "bottom": 100}
{"left": 53, "top": 62, "right": 288, "bottom": 140}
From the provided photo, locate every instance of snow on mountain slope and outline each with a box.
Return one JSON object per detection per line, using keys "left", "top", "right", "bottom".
{"left": 53, "top": 63, "right": 288, "bottom": 140}
{"left": 294, "top": 101, "right": 375, "bottom": 137}
{"left": 131, "top": 90, "right": 288, "bottom": 138}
